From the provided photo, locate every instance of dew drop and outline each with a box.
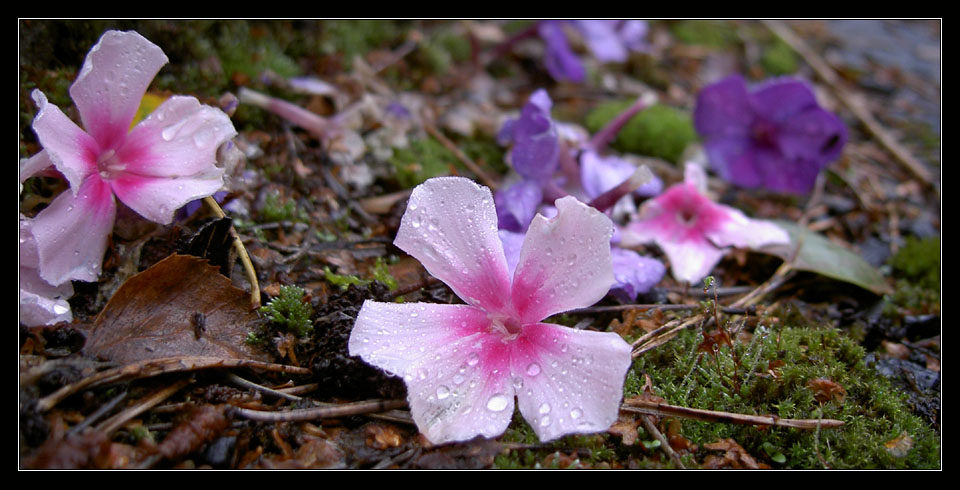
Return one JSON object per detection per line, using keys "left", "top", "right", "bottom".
{"left": 512, "top": 376, "right": 523, "bottom": 389}
{"left": 467, "top": 353, "right": 480, "bottom": 367}
{"left": 436, "top": 386, "right": 451, "bottom": 400}
{"left": 486, "top": 394, "right": 509, "bottom": 412}
{"left": 53, "top": 304, "right": 69, "bottom": 315}
{"left": 538, "top": 403, "right": 551, "bottom": 415}
{"left": 539, "top": 415, "right": 551, "bottom": 427}
{"left": 570, "top": 408, "right": 583, "bottom": 419}
{"left": 453, "top": 374, "right": 465, "bottom": 385}
{"left": 526, "top": 363, "right": 541, "bottom": 376}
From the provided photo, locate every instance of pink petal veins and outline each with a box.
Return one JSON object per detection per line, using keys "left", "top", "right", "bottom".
{"left": 30, "top": 90, "right": 99, "bottom": 192}
{"left": 394, "top": 177, "right": 513, "bottom": 314}
{"left": 511, "top": 196, "right": 615, "bottom": 324}
{"left": 69, "top": 30, "right": 168, "bottom": 151}
{"left": 510, "top": 323, "right": 632, "bottom": 442}
{"left": 30, "top": 175, "right": 116, "bottom": 285}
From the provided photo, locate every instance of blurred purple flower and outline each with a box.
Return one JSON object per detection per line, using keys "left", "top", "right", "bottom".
{"left": 538, "top": 20, "right": 650, "bottom": 83}
{"left": 694, "top": 75, "right": 847, "bottom": 194}
{"left": 497, "top": 89, "right": 559, "bottom": 182}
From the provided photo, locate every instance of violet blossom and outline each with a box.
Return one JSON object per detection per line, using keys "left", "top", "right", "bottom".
{"left": 349, "top": 177, "right": 632, "bottom": 444}
{"left": 694, "top": 75, "right": 847, "bottom": 194}
{"left": 620, "top": 164, "right": 790, "bottom": 284}
{"left": 496, "top": 90, "right": 665, "bottom": 300}
{"left": 22, "top": 30, "right": 236, "bottom": 286}
{"left": 538, "top": 20, "right": 649, "bottom": 83}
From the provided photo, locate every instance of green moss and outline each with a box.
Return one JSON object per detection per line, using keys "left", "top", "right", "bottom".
{"left": 390, "top": 138, "right": 459, "bottom": 188}
{"left": 259, "top": 191, "right": 308, "bottom": 223}
{"left": 325, "top": 258, "right": 398, "bottom": 292}
{"left": 631, "top": 325, "right": 940, "bottom": 468}
{"left": 259, "top": 285, "right": 314, "bottom": 337}
{"left": 319, "top": 20, "right": 400, "bottom": 69}
{"left": 761, "top": 38, "right": 799, "bottom": 75}
{"left": 670, "top": 20, "right": 740, "bottom": 48}
{"left": 585, "top": 102, "right": 697, "bottom": 163}
{"left": 889, "top": 236, "right": 940, "bottom": 290}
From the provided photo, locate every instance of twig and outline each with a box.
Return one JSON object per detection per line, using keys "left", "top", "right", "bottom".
{"left": 96, "top": 378, "right": 193, "bottom": 435}
{"left": 224, "top": 373, "right": 303, "bottom": 403}
{"left": 621, "top": 400, "right": 844, "bottom": 429}
{"left": 763, "top": 20, "right": 936, "bottom": 191}
{"left": 204, "top": 196, "right": 261, "bottom": 309}
{"left": 67, "top": 391, "right": 128, "bottom": 435}
{"left": 36, "top": 357, "right": 311, "bottom": 412}
{"left": 639, "top": 414, "right": 686, "bottom": 469}
{"left": 231, "top": 399, "right": 407, "bottom": 422}
{"left": 572, "top": 303, "right": 755, "bottom": 316}
{"left": 423, "top": 122, "right": 499, "bottom": 190}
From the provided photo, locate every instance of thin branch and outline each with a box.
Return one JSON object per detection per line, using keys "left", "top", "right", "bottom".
{"left": 572, "top": 303, "right": 755, "bottom": 316}
{"left": 231, "top": 399, "right": 407, "bottom": 422}
{"left": 37, "top": 357, "right": 311, "bottom": 413}
{"left": 423, "top": 122, "right": 499, "bottom": 190}
{"left": 224, "top": 373, "right": 303, "bottom": 402}
{"left": 621, "top": 400, "right": 844, "bottom": 430}
{"left": 639, "top": 414, "right": 686, "bottom": 469}
{"left": 96, "top": 378, "right": 193, "bottom": 435}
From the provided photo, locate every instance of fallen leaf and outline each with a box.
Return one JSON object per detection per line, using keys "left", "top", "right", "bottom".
{"left": 609, "top": 417, "right": 641, "bottom": 446}
{"left": 365, "top": 423, "right": 405, "bottom": 450}
{"left": 84, "top": 255, "right": 270, "bottom": 364}
{"left": 806, "top": 378, "right": 847, "bottom": 404}
{"left": 760, "top": 221, "right": 893, "bottom": 295}
{"left": 702, "top": 438, "right": 770, "bottom": 469}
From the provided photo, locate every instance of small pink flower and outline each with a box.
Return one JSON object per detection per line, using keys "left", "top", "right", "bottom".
{"left": 23, "top": 30, "right": 236, "bottom": 286}
{"left": 621, "top": 164, "right": 790, "bottom": 284}
{"left": 20, "top": 217, "right": 73, "bottom": 326}
{"left": 349, "top": 177, "right": 632, "bottom": 444}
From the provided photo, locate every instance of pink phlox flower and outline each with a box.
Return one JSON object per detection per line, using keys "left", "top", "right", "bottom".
{"left": 23, "top": 30, "right": 237, "bottom": 286}
{"left": 19, "top": 216, "right": 74, "bottom": 326}
{"left": 349, "top": 177, "right": 632, "bottom": 444}
{"left": 620, "top": 164, "right": 790, "bottom": 284}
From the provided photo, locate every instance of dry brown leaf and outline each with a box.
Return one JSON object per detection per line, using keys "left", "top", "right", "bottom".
{"left": 702, "top": 438, "right": 770, "bottom": 469}
{"left": 806, "top": 378, "right": 847, "bottom": 404}
{"left": 608, "top": 416, "right": 641, "bottom": 446}
{"left": 84, "top": 255, "right": 270, "bottom": 364}
{"left": 364, "top": 423, "right": 404, "bottom": 450}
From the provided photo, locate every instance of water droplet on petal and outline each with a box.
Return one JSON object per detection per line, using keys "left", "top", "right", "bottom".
{"left": 486, "top": 394, "right": 509, "bottom": 412}
{"left": 467, "top": 353, "right": 480, "bottom": 367}
{"left": 526, "top": 363, "right": 541, "bottom": 376}
{"left": 538, "top": 403, "right": 551, "bottom": 415}
{"left": 570, "top": 408, "right": 583, "bottom": 419}
{"left": 539, "top": 415, "right": 551, "bottom": 427}
{"left": 437, "top": 386, "right": 450, "bottom": 400}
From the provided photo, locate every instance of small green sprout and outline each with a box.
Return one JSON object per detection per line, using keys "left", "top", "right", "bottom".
{"left": 325, "top": 258, "right": 398, "bottom": 291}
{"left": 260, "top": 285, "right": 314, "bottom": 337}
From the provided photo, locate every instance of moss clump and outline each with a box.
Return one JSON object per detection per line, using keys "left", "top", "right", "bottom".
{"left": 260, "top": 285, "right": 314, "bottom": 337}
{"left": 319, "top": 20, "right": 401, "bottom": 69}
{"left": 259, "top": 191, "right": 308, "bottom": 223}
{"left": 670, "top": 20, "right": 740, "bottom": 48}
{"left": 585, "top": 102, "right": 697, "bottom": 163}
{"left": 390, "top": 138, "right": 459, "bottom": 188}
{"left": 630, "top": 324, "right": 940, "bottom": 468}
{"left": 761, "top": 39, "right": 799, "bottom": 75}
{"left": 325, "top": 258, "right": 398, "bottom": 292}
{"left": 889, "top": 236, "right": 940, "bottom": 290}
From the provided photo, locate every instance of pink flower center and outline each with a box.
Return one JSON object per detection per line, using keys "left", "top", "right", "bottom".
{"left": 96, "top": 148, "right": 126, "bottom": 181}
{"left": 487, "top": 313, "right": 522, "bottom": 340}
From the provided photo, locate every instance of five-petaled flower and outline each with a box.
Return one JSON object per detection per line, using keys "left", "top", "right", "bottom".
{"left": 22, "top": 30, "right": 237, "bottom": 286}
{"left": 621, "top": 164, "right": 790, "bottom": 284}
{"left": 694, "top": 75, "right": 847, "bottom": 194}
{"left": 538, "top": 20, "right": 649, "bottom": 83}
{"left": 349, "top": 177, "right": 632, "bottom": 444}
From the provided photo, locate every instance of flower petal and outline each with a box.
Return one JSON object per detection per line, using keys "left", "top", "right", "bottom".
{"left": 69, "top": 30, "right": 168, "bottom": 150}
{"left": 30, "top": 90, "right": 99, "bottom": 192}
{"left": 20, "top": 265, "right": 74, "bottom": 327}
{"left": 511, "top": 322, "right": 632, "bottom": 442}
{"left": 574, "top": 20, "right": 628, "bottom": 62}
{"left": 498, "top": 229, "right": 526, "bottom": 279}
{"left": 510, "top": 93, "right": 560, "bottom": 182}
{"left": 350, "top": 300, "right": 514, "bottom": 444}
{"left": 580, "top": 150, "right": 663, "bottom": 199}
{"left": 538, "top": 21, "right": 586, "bottom": 83}
{"left": 120, "top": 96, "right": 237, "bottom": 178}
{"left": 660, "top": 234, "right": 725, "bottom": 285}
{"left": 609, "top": 247, "right": 665, "bottom": 302}
{"left": 750, "top": 78, "right": 818, "bottom": 123}
{"left": 110, "top": 168, "right": 224, "bottom": 225}
{"left": 694, "top": 75, "right": 754, "bottom": 140}
{"left": 394, "top": 177, "right": 513, "bottom": 314}
{"left": 31, "top": 174, "right": 116, "bottom": 285}
{"left": 777, "top": 107, "right": 847, "bottom": 165}
{"left": 495, "top": 179, "right": 543, "bottom": 232}
{"left": 20, "top": 150, "right": 57, "bottom": 185}
{"left": 706, "top": 210, "right": 790, "bottom": 250}
{"left": 511, "top": 196, "right": 615, "bottom": 324}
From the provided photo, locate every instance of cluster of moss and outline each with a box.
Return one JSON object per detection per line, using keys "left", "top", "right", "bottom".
{"left": 259, "top": 285, "right": 314, "bottom": 337}
{"left": 761, "top": 38, "right": 800, "bottom": 76}
{"left": 670, "top": 20, "right": 741, "bottom": 48}
{"left": 629, "top": 323, "right": 939, "bottom": 468}
{"left": 585, "top": 102, "right": 697, "bottom": 164}
{"left": 324, "top": 257, "right": 398, "bottom": 292}
{"left": 886, "top": 236, "right": 941, "bottom": 314}
{"left": 390, "top": 138, "right": 459, "bottom": 188}
{"left": 258, "top": 191, "right": 309, "bottom": 224}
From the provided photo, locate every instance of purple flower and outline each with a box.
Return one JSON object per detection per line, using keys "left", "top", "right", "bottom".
{"left": 694, "top": 75, "right": 847, "bottom": 194}
{"left": 621, "top": 164, "right": 790, "bottom": 284}
{"left": 538, "top": 20, "right": 650, "bottom": 83}
{"left": 24, "top": 30, "right": 236, "bottom": 286}
{"left": 349, "top": 177, "right": 631, "bottom": 444}
{"left": 497, "top": 89, "right": 559, "bottom": 182}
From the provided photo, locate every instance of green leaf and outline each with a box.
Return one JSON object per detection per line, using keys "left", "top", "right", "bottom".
{"left": 759, "top": 221, "right": 892, "bottom": 295}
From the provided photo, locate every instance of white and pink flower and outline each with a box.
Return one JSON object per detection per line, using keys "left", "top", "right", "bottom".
{"left": 22, "top": 30, "right": 236, "bottom": 286}
{"left": 621, "top": 164, "right": 790, "bottom": 284}
{"left": 349, "top": 177, "right": 632, "bottom": 444}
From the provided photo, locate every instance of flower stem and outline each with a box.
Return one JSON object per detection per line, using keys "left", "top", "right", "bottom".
{"left": 204, "top": 196, "right": 261, "bottom": 309}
